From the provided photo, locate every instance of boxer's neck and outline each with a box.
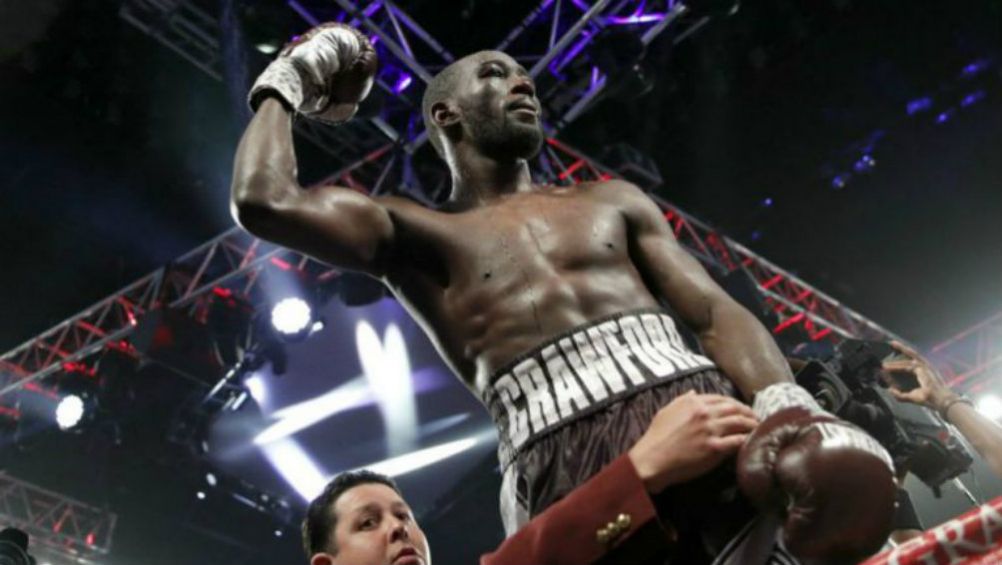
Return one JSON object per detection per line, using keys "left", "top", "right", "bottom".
{"left": 448, "top": 145, "right": 534, "bottom": 207}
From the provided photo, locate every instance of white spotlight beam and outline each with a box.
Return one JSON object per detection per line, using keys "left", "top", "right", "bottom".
{"left": 357, "top": 321, "right": 418, "bottom": 454}
{"left": 261, "top": 439, "right": 330, "bottom": 501}
{"left": 253, "top": 377, "right": 373, "bottom": 445}
{"left": 357, "top": 437, "right": 480, "bottom": 478}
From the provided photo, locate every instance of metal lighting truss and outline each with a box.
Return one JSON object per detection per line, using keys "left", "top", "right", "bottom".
{"left": 0, "top": 230, "right": 327, "bottom": 396}
{"left": 0, "top": 137, "right": 902, "bottom": 396}
{"left": 928, "top": 311, "right": 1002, "bottom": 392}
{"left": 496, "top": 0, "right": 709, "bottom": 131}
{"left": 119, "top": 0, "right": 449, "bottom": 166}
{"left": 0, "top": 472, "right": 116, "bottom": 562}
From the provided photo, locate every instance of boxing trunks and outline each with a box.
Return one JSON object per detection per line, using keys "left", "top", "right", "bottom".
{"left": 482, "top": 309, "right": 799, "bottom": 564}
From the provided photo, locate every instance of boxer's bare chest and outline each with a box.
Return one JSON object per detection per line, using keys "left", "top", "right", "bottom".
{"left": 382, "top": 184, "right": 660, "bottom": 386}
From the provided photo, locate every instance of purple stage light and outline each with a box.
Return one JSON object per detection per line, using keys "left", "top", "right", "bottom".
{"left": 961, "top": 58, "right": 990, "bottom": 77}
{"left": 960, "top": 90, "right": 986, "bottom": 108}
{"left": 590, "top": 66, "right": 601, "bottom": 89}
{"left": 550, "top": 30, "right": 595, "bottom": 75}
{"left": 936, "top": 109, "right": 955, "bottom": 124}
{"left": 569, "top": 0, "right": 591, "bottom": 11}
{"left": 762, "top": 197, "right": 773, "bottom": 207}
{"left": 906, "top": 97, "right": 932, "bottom": 115}
{"left": 363, "top": 1, "right": 382, "bottom": 17}
{"left": 853, "top": 155, "right": 876, "bottom": 173}
{"left": 751, "top": 230, "right": 763, "bottom": 241}
{"left": 393, "top": 73, "right": 413, "bottom": 94}
{"left": 549, "top": 29, "right": 593, "bottom": 75}
{"left": 605, "top": 13, "right": 666, "bottom": 24}
{"left": 831, "top": 174, "right": 849, "bottom": 190}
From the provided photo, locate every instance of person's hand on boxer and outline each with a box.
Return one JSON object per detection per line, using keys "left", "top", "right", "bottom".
{"left": 249, "top": 22, "right": 378, "bottom": 124}
{"left": 627, "top": 392, "right": 758, "bottom": 494}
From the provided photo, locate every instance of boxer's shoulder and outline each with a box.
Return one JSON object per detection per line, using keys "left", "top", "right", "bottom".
{"left": 577, "top": 178, "right": 647, "bottom": 205}
{"left": 578, "top": 179, "right": 663, "bottom": 223}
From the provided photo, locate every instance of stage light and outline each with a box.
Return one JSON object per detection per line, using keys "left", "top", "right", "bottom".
{"left": 244, "top": 374, "right": 268, "bottom": 406}
{"left": 906, "top": 97, "right": 933, "bottom": 115}
{"left": 392, "top": 72, "right": 413, "bottom": 94}
{"left": 960, "top": 90, "right": 986, "bottom": 108}
{"left": 255, "top": 42, "right": 280, "bottom": 54}
{"left": 357, "top": 321, "right": 417, "bottom": 454}
{"left": 270, "top": 298, "right": 312, "bottom": 342}
{"left": 270, "top": 297, "right": 312, "bottom": 336}
{"left": 853, "top": 155, "right": 876, "bottom": 173}
{"left": 196, "top": 491, "right": 207, "bottom": 500}
{"left": 253, "top": 377, "right": 374, "bottom": 445}
{"left": 976, "top": 394, "right": 1002, "bottom": 420}
{"left": 260, "top": 438, "right": 329, "bottom": 501}
{"left": 605, "top": 13, "right": 666, "bottom": 25}
{"left": 55, "top": 395, "right": 85, "bottom": 430}
{"left": 362, "top": 437, "right": 480, "bottom": 478}
{"left": 961, "top": 58, "right": 990, "bottom": 77}
{"left": 206, "top": 472, "right": 218, "bottom": 487}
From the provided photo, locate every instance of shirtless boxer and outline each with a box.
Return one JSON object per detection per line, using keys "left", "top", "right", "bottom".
{"left": 231, "top": 23, "right": 896, "bottom": 563}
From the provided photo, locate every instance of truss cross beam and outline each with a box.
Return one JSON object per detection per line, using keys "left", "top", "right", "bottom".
{"left": 929, "top": 311, "right": 1002, "bottom": 391}
{"left": 0, "top": 472, "right": 117, "bottom": 559}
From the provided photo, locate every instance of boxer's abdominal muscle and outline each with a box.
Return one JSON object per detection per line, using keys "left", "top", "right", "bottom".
{"left": 382, "top": 186, "right": 662, "bottom": 393}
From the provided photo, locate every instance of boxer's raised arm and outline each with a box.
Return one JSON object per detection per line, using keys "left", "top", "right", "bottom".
{"left": 230, "top": 23, "right": 393, "bottom": 276}
{"left": 610, "top": 182, "right": 794, "bottom": 400}
{"left": 231, "top": 98, "right": 394, "bottom": 276}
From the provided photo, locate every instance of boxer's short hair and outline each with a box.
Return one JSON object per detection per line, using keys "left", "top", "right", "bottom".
{"left": 301, "top": 470, "right": 402, "bottom": 556}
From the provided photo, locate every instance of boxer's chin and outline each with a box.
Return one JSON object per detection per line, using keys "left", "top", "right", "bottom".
{"left": 475, "top": 120, "right": 544, "bottom": 161}
{"left": 508, "top": 122, "right": 544, "bottom": 160}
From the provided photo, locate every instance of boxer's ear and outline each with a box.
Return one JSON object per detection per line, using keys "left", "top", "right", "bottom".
{"left": 431, "top": 101, "right": 460, "bottom": 127}
{"left": 310, "top": 552, "right": 334, "bottom": 565}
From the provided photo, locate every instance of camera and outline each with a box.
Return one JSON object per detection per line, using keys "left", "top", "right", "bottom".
{"left": 793, "top": 339, "right": 973, "bottom": 494}
{"left": 0, "top": 528, "right": 36, "bottom": 565}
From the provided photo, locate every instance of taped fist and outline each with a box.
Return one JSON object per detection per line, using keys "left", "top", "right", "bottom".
{"left": 737, "top": 383, "right": 897, "bottom": 564}
{"left": 249, "top": 23, "right": 378, "bottom": 125}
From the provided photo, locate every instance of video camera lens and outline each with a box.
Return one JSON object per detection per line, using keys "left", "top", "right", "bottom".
{"left": 0, "top": 528, "right": 36, "bottom": 565}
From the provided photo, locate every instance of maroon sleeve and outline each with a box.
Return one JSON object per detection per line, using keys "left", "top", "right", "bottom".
{"left": 479, "top": 455, "right": 676, "bottom": 565}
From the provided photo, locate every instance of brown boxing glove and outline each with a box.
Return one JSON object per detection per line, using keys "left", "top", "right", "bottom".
{"left": 738, "top": 383, "right": 897, "bottom": 564}
{"left": 249, "top": 22, "right": 378, "bottom": 125}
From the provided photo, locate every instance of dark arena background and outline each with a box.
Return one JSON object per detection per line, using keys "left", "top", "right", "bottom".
{"left": 1, "top": 1, "right": 1001, "bottom": 564}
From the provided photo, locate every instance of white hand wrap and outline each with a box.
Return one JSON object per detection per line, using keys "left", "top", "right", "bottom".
{"left": 249, "top": 23, "right": 374, "bottom": 125}
{"left": 752, "top": 382, "right": 826, "bottom": 419}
